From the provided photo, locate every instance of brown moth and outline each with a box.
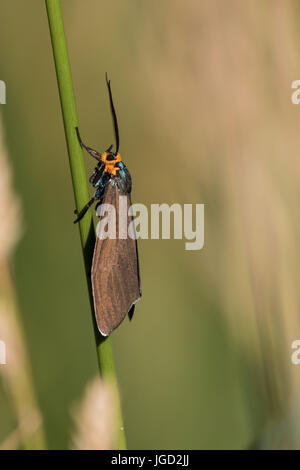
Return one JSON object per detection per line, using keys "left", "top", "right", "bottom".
{"left": 74, "top": 75, "right": 141, "bottom": 336}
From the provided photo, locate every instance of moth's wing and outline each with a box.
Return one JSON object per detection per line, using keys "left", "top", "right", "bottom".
{"left": 91, "top": 184, "right": 141, "bottom": 336}
{"left": 126, "top": 191, "right": 141, "bottom": 321}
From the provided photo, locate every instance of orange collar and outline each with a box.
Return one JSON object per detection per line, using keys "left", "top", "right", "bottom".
{"left": 101, "top": 152, "right": 122, "bottom": 176}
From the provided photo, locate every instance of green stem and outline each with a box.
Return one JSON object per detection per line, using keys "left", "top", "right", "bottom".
{"left": 45, "top": 0, "right": 126, "bottom": 450}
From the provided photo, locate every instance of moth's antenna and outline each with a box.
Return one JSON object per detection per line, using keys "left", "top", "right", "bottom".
{"left": 105, "top": 73, "right": 120, "bottom": 155}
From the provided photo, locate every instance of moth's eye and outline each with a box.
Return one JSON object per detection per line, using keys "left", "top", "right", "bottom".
{"left": 106, "top": 153, "right": 116, "bottom": 161}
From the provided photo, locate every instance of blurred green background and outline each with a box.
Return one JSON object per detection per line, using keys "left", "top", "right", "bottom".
{"left": 1, "top": 0, "right": 300, "bottom": 449}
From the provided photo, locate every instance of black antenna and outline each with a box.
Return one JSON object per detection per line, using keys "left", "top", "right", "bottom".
{"left": 105, "top": 73, "right": 120, "bottom": 155}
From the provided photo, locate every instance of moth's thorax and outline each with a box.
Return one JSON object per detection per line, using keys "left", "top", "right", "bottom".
{"left": 101, "top": 152, "right": 122, "bottom": 176}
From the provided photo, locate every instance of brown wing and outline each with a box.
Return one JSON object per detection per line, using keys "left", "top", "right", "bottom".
{"left": 91, "top": 184, "right": 141, "bottom": 336}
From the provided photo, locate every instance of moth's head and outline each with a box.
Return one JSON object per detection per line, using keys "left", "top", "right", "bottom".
{"left": 106, "top": 152, "right": 118, "bottom": 161}
{"left": 101, "top": 151, "right": 121, "bottom": 163}
{"left": 101, "top": 150, "right": 122, "bottom": 175}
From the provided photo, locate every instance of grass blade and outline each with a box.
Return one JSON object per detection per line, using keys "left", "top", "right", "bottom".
{"left": 45, "top": 0, "right": 126, "bottom": 449}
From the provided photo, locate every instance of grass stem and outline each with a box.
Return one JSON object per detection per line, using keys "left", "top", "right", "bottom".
{"left": 45, "top": 0, "right": 126, "bottom": 449}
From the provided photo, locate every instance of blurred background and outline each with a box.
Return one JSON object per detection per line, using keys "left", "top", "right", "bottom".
{"left": 1, "top": 0, "right": 300, "bottom": 449}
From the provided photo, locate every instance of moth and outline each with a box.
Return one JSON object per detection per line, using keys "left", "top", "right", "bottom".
{"left": 74, "top": 74, "right": 141, "bottom": 336}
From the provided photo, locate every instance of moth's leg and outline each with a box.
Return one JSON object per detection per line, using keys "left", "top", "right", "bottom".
{"left": 94, "top": 186, "right": 106, "bottom": 216}
{"left": 73, "top": 186, "right": 104, "bottom": 223}
{"left": 75, "top": 127, "right": 102, "bottom": 162}
{"left": 73, "top": 195, "right": 97, "bottom": 223}
{"left": 89, "top": 167, "right": 99, "bottom": 184}
{"left": 89, "top": 163, "right": 104, "bottom": 186}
